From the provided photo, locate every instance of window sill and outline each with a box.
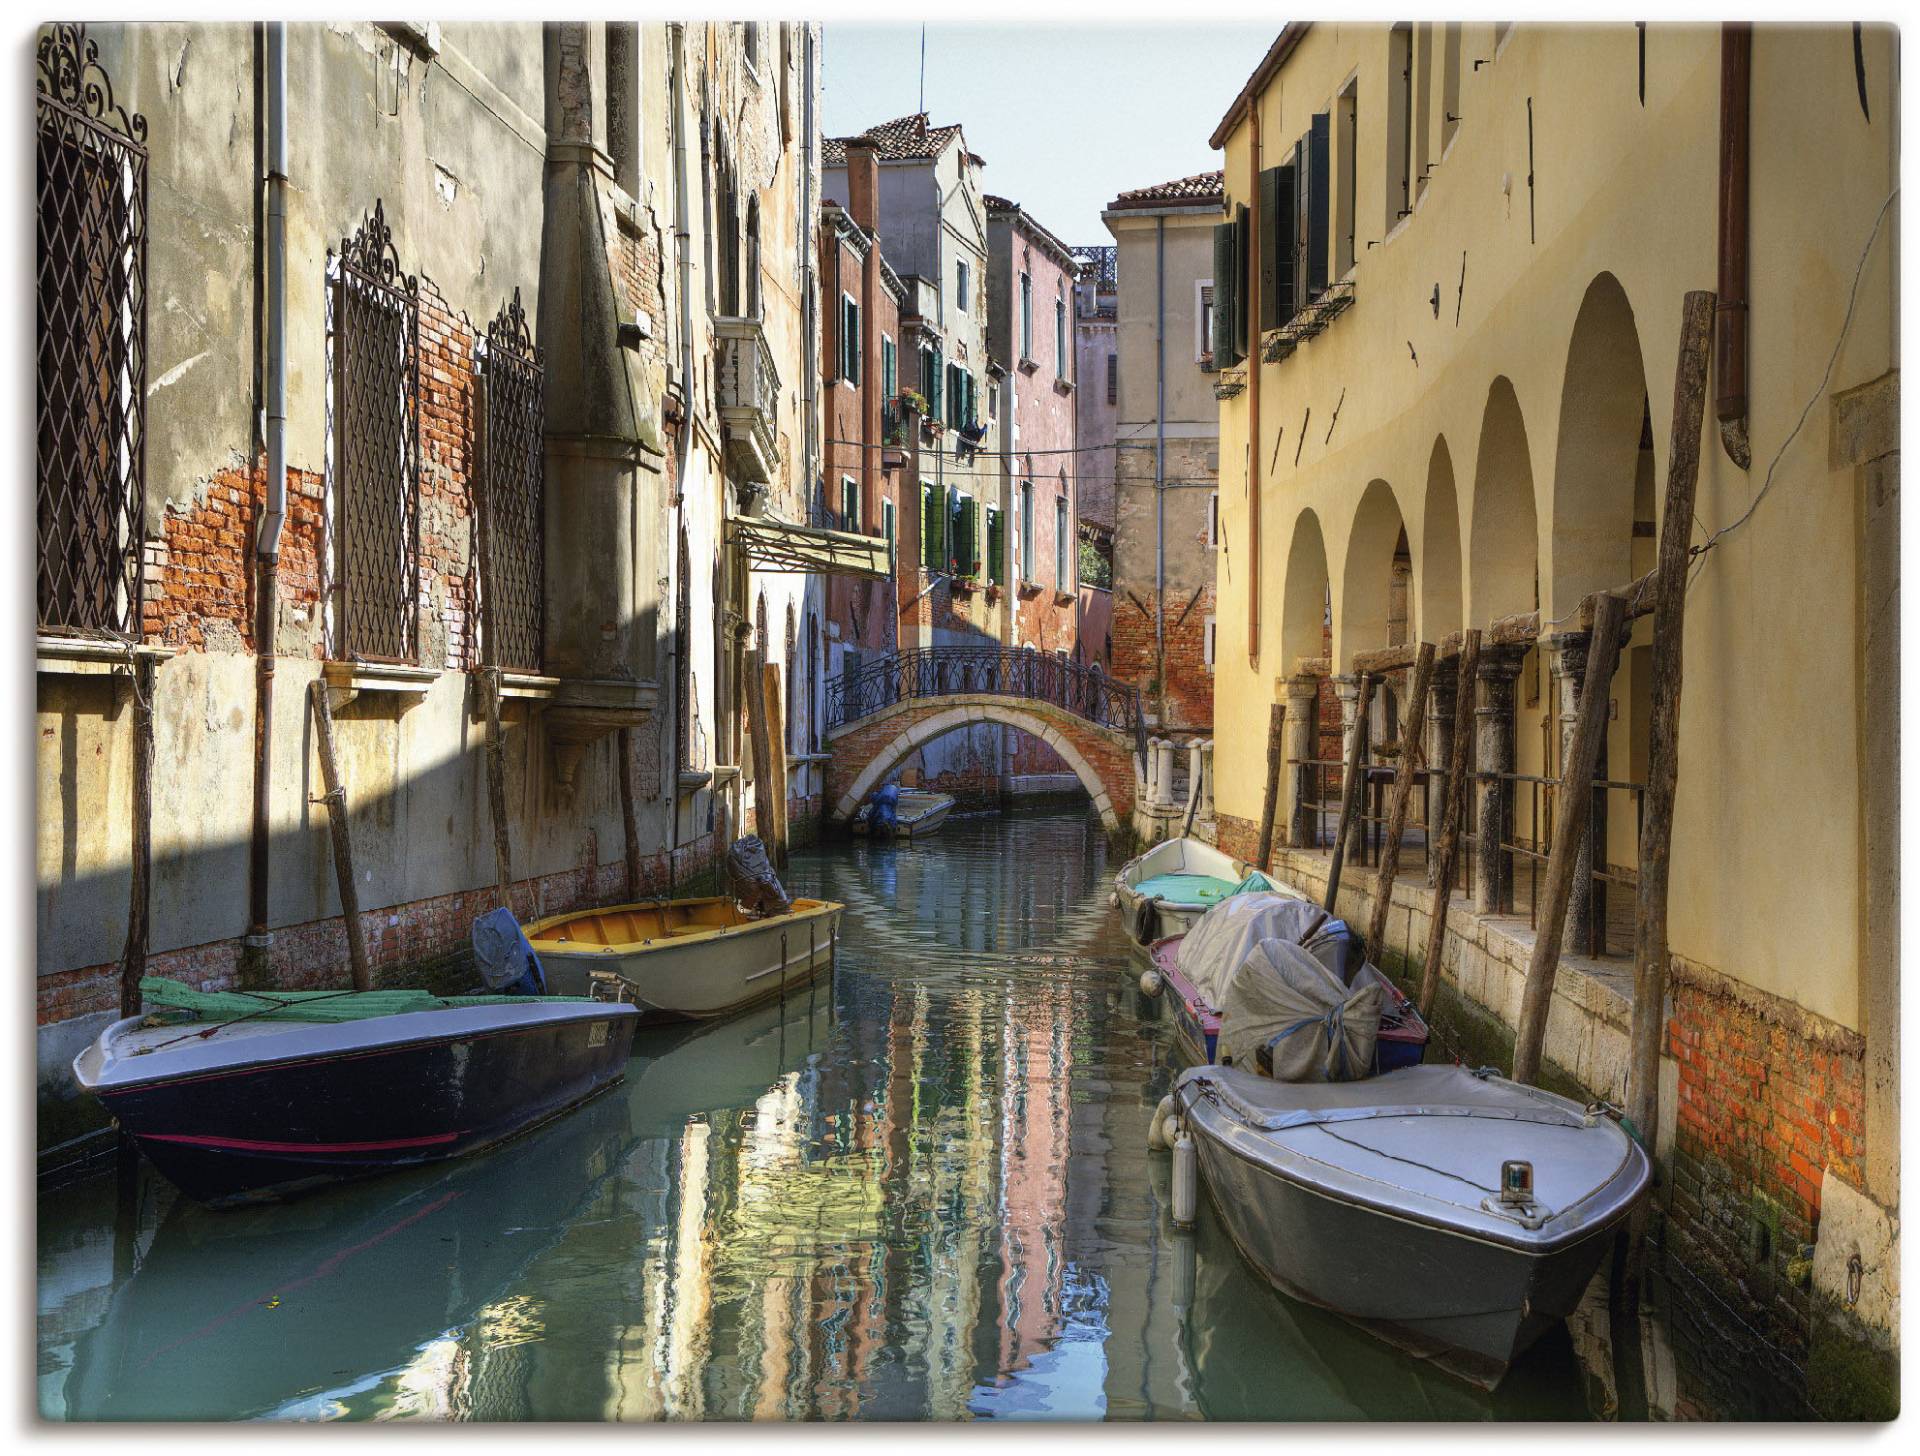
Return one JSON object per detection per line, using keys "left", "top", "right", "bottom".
{"left": 36, "top": 636, "right": 175, "bottom": 678}
{"left": 1016, "top": 580, "right": 1045, "bottom": 600}
{"left": 1017, "top": 358, "right": 1039, "bottom": 375}
{"left": 677, "top": 769, "right": 713, "bottom": 795}
{"left": 1052, "top": 589, "right": 1076, "bottom": 607}
{"left": 323, "top": 659, "right": 437, "bottom": 709}
{"left": 1053, "top": 377, "right": 1075, "bottom": 396}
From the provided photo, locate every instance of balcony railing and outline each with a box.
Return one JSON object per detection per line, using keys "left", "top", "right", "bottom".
{"left": 715, "top": 315, "right": 780, "bottom": 484}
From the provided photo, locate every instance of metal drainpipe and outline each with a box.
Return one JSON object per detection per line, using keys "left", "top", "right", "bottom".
{"left": 1154, "top": 214, "right": 1166, "bottom": 727}
{"left": 1715, "top": 23, "right": 1752, "bottom": 469}
{"left": 669, "top": 22, "right": 695, "bottom": 882}
{"left": 247, "top": 21, "right": 288, "bottom": 949}
{"left": 1246, "top": 96, "right": 1262, "bottom": 664}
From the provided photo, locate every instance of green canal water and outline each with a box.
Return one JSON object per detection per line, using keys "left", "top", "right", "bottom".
{"left": 41, "top": 808, "right": 1682, "bottom": 1421}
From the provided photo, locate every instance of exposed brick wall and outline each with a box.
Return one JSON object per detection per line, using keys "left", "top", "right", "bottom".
{"left": 37, "top": 826, "right": 729, "bottom": 1027}
{"left": 1665, "top": 959, "right": 1869, "bottom": 1369}
{"left": 416, "top": 286, "right": 479, "bottom": 670}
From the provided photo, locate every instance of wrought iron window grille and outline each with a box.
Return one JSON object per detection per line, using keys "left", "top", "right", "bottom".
{"left": 476, "top": 288, "right": 545, "bottom": 673}
{"left": 36, "top": 23, "right": 148, "bottom": 639}
{"left": 326, "top": 199, "right": 421, "bottom": 665}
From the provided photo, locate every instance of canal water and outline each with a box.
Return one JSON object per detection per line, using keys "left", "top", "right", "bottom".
{"left": 41, "top": 807, "right": 1695, "bottom": 1421}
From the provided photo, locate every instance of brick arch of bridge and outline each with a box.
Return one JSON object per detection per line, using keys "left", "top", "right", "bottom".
{"left": 825, "top": 694, "right": 1136, "bottom": 832}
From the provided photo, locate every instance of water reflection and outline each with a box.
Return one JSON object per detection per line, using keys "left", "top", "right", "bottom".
{"left": 43, "top": 809, "right": 1624, "bottom": 1421}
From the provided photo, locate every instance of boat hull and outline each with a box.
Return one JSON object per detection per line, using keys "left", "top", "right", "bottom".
{"left": 538, "top": 900, "right": 843, "bottom": 1020}
{"left": 1175, "top": 1067, "right": 1647, "bottom": 1388}
{"left": 852, "top": 791, "right": 955, "bottom": 838}
{"left": 1112, "top": 837, "right": 1275, "bottom": 944}
{"left": 87, "top": 1007, "right": 637, "bottom": 1208}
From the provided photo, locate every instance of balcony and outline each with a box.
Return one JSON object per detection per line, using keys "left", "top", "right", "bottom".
{"left": 715, "top": 316, "right": 781, "bottom": 485}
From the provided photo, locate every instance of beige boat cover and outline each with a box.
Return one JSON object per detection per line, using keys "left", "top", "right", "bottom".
{"left": 1177, "top": 894, "right": 1329, "bottom": 1006}
{"left": 1218, "top": 940, "right": 1384, "bottom": 1082}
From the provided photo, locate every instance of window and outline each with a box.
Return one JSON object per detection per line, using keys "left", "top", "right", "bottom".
{"left": 331, "top": 199, "right": 421, "bottom": 663}
{"left": 1019, "top": 272, "right": 1033, "bottom": 360}
{"left": 1207, "top": 491, "right": 1220, "bottom": 547}
{"left": 1020, "top": 482, "right": 1035, "bottom": 581}
{"left": 1209, "top": 214, "right": 1243, "bottom": 367}
{"left": 36, "top": 26, "right": 148, "bottom": 637}
{"left": 1292, "top": 117, "right": 1329, "bottom": 308}
{"left": 841, "top": 475, "right": 860, "bottom": 533}
{"left": 952, "top": 492, "right": 978, "bottom": 575}
{"left": 986, "top": 505, "right": 1004, "bottom": 584}
{"left": 956, "top": 259, "right": 970, "bottom": 313}
{"left": 1054, "top": 290, "right": 1068, "bottom": 379}
{"left": 1106, "top": 352, "right": 1117, "bottom": 405}
{"left": 1203, "top": 615, "right": 1217, "bottom": 669}
{"left": 745, "top": 198, "right": 762, "bottom": 317}
{"left": 882, "top": 498, "right": 896, "bottom": 557}
{"left": 1195, "top": 280, "right": 1215, "bottom": 364}
{"left": 1388, "top": 23, "right": 1414, "bottom": 227}
{"left": 1054, "top": 495, "right": 1070, "bottom": 590}
{"left": 881, "top": 333, "right": 896, "bottom": 399}
{"left": 839, "top": 293, "right": 860, "bottom": 384}
{"left": 478, "top": 289, "right": 546, "bottom": 672}
{"left": 1258, "top": 160, "right": 1294, "bottom": 329}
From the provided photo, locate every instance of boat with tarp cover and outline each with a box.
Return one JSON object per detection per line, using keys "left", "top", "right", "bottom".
{"left": 73, "top": 978, "right": 638, "bottom": 1207}
{"left": 851, "top": 789, "right": 956, "bottom": 838}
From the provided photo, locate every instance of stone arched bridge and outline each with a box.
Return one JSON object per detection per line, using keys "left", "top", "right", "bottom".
{"left": 823, "top": 647, "right": 1147, "bottom": 833}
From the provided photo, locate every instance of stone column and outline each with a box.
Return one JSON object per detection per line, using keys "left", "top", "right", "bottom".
{"left": 1551, "top": 631, "right": 1604, "bottom": 954}
{"left": 1332, "top": 674, "right": 1366, "bottom": 861}
{"left": 1187, "top": 738, "right": 1210, "bottom": 822}
{"left": 1473, "top": 648, "right": 1525, "bottom": 914}
{"left": 1426, "top": 667, "right": 1457, "bottom": 866}
{"left": 1157, "top": 738, "right": 1179, "bottom": 809}
{"left": 1284, "top": 675, "right": 1320, "bottom": 847}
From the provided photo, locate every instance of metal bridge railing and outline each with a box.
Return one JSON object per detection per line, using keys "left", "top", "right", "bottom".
{"left": 825, "top": 646, "right": 1147, "bottom": 767}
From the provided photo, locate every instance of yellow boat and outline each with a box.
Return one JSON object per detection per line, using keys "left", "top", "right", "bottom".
{"left": 523, "top": 896, "right": 843, "bottom": 1021}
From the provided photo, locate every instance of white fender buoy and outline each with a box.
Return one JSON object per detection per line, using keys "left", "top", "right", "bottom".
{"left": 1171, "top": 1130, "right": 1198, "bottom": 1227}
{"left": 1147, "top": 1094, "right": 1176, "bottom": 1151}
{"left": 1139, "top": 967, "right": 1163, "bottom": 998}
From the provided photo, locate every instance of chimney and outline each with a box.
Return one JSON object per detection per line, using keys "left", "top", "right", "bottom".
{"left": 845, "top": 139, "right": 879, "bottom": 234}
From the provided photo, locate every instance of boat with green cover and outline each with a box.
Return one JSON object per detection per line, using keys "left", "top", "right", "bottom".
{"left": 73, "top": 977, "right": 639, "bottom": 1207}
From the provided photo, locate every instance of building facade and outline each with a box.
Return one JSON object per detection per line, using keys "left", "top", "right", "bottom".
{"left": 1103, "top": 172, "right": 1225, "bottom": 734}
{"left": 1206, "top": 23, "right": 1897, "bottom": 1414}
{"left": 1071, "top": 243, "right": 1118, "bottom": 669}
{"left": 34, "top": 19, "right": 846, "bottom": 1145}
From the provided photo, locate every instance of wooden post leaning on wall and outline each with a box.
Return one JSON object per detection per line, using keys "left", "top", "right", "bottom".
{"left": 1418, "top": 629, "right": 1482, "bottom": 1019}
{"left": 1367, "top": 643, "right": 1436, "bottom": 958}
{"left": 1629, "top": 288, "right": 1718, "bottom": 1145}
{"left": 481, "top": 667, "right": 515, "bottom": 914}
{"left": 762, "top": 660, "right": 791, "bottom": 872}
{"left": 1323, "top": 673, "right": 1376, "bottom": 911}
{"left": 1511, "top": 592, "right": 1628, "bottom": 1087}
{"left": 742, "top": 646, "right": 781, "bottom": 867}
{"left": 120, "top": 655, "right": 156, "bottom": 1018}
{"left": 308, "top": 680, "right": 372, "bottom": 991}
{"left": 1254, "top": 701, "right": 1287, "bottom": 870}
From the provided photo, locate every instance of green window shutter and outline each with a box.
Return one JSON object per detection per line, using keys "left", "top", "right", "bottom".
{"left": 1233, "top": 204, "right": 1250, "bottom": 359}
{"left": 987, "top": 506, "right": 1004, "bottom": 583}
{"left": 958, "top": 495, "right": 978, "bottom": 575}
{"left": 921, "top": 483, "right": 938, "bottom": 570}
{"left": 1211, "top": 220, "right": 1239, "bottom": 366}
{"left": 928, "top": 349, "right": 943, "bottom": 418}
{"left": 1293, "top": 139, "right": 1310, "bottom": 314}
{"left": 1259, "top": 165, "right": 1285, "bottom": 331}
{"left": 1307, "top": 112, "right": 1330, "bottom": 298}
{"left": 1271, "top": 161, "right": 1298, "bottom": 324}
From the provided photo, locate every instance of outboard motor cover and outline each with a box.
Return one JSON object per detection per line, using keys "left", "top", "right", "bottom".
{"left": 727, "top": 835, "right": 793, "bottom": 916}
{"left": 868, "top": 782, "right": 901, "bottom": 837}
{"left": 471, "top": 906, "right": 547, "bottom": 996}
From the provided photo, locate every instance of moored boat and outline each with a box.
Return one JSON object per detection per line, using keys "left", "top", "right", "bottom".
{"left": 1147, "top": 930, "right": 1429, "bottom": 1072}
{"left": 73, "top": 978, "right": 638, "bottom": 1208}
{"left": 1172, "top": 1060, "right": 1651, "bottom": 1388}
{"left": 525, "top": 895, "right": 844, "bottom": 1020}
{"left": 1112, "top": 836, "right": 1277, "bottom": 943}
{"left": 852, "top": 789, "right": 956, "bottom": 838}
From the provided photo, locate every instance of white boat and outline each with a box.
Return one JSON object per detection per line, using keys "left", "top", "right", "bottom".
{"left": 524, "top": 896, "right": 843, "bottom": 1021}
{"left": 851, "top": 789, "right": 956, "bottom": 838}
{"left": 1173, "top": 1060, "right": 1651, "bottom": 1388}
{"left": 1112, "top": 836, "right": 1279, "bottom": 943}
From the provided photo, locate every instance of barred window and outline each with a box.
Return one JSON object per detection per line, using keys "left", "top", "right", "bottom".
{"left": 329, "top": 199, "right": 420, "bottom": 663}
{"left": 477, "top": 289, "right": 545, "bottom": 672}
{"left": 35, "top": 25, "right": 147, "bottom": 637}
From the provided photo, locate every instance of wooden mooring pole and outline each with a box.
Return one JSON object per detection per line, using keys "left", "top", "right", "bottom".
{"left": 1254, "top": 701, "right": 1286, "bottom": 871}
{"left": 1512, "top": 591, "right": 1627, "bottom": 1086}
{"left": 1629, "top": 289, "right": 1718, "bottom": 1143}
{"left": 480, "top": 667, "right": 515, "bottom": 914}
{"left": 121, "top": 655, "right": 155, "bottom": 1018}
{"left": 762, "top": 660, "right": 791, "bottom": 872}
{"left": 1323, "top": 673, "right": 1375, "bottom": 911}
{"left": 309, "top": 679, "right": 372, "bottom": 992}
{"left": 1418, "top": 629, "right": 1481, "bottom": 1019}
{"left": 1366, "top": 642, "right": 1436, "bottom": 958}
{"left": 743, "top": 647, "right": 785, "bottom": 871}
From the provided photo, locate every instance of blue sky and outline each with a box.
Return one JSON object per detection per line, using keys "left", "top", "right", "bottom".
{"left": 821, "top": 24, "right": 1275, "bottom": 245}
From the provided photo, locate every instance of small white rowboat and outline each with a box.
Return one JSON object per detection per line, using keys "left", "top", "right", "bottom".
{"left": 1112, "top": 836, "right": 1275, "bottom": 943}
{"left": 524, "top": 896, "right": 844, "bottom": 1021}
